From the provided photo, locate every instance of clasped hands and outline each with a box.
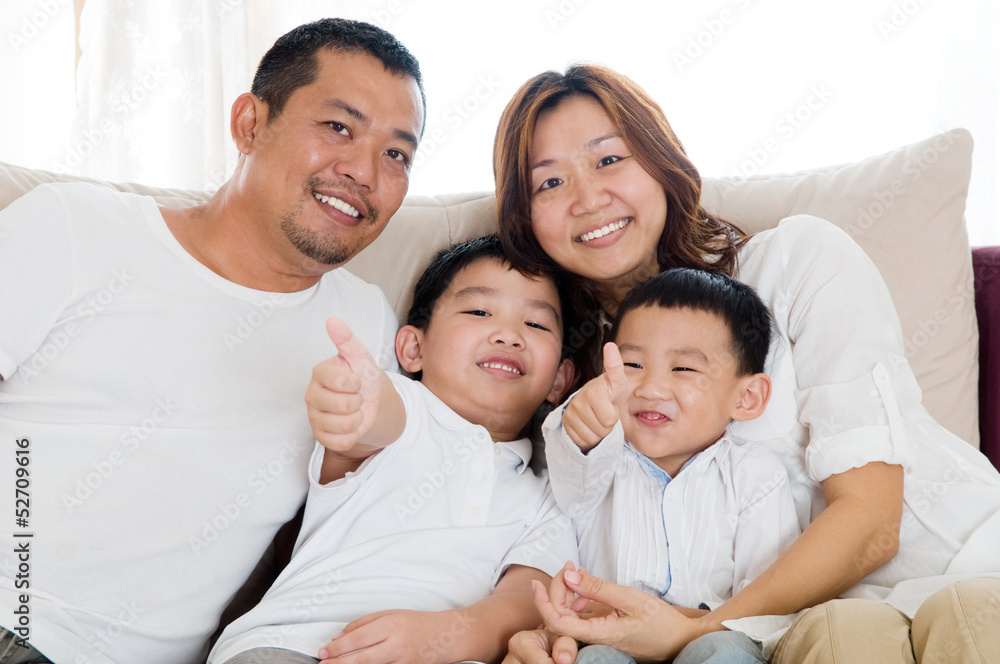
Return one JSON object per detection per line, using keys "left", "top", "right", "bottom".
{"left": 504, "top": 562, "right": 704, "bottom": 664}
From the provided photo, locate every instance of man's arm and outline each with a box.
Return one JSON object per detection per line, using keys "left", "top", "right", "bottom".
{"left": 306, "top": 317, "right": 405, "bottom": 483}
{"left": 316, "top": 565, "right": 552, "bottom": 664}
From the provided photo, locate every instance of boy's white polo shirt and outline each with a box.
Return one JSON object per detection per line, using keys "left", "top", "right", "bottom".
{"left": 209, "top": 373, "right": 577, "bottom": 662}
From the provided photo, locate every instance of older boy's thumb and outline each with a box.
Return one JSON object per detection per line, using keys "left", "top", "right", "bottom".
{"left": 325, "top": 317, "right": 379, "bottom": 386}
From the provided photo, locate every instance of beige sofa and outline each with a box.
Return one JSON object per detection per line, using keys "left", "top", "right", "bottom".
{"left": 1, "top": 128, "right": 986, "bottom": 459}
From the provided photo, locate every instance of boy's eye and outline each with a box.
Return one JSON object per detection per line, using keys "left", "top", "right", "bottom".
{"left": 672, "top": 366, "right": 695, "bottom": 372}
{"left": 463, "top": 310, "right": 489, "bottom": 317}
{"left": 597, "top": 155, "right": 622, "bottom": 167}
{"left": 623, "top": 362, "right": 642, "bottom": 369}
{"left": 526, "top": 322, "right": 551, "bottom": 332}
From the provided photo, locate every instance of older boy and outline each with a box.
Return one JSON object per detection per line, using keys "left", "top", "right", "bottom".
{"left": 535, "top": 268, "right": 800, "bottom": 664}
{"left": 209, "top": 236, "right": 578, "bottom": 664}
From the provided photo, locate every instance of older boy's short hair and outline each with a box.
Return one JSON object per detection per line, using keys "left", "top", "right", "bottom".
{"left": 609, "top": 268, "right": 772, "bottom": 375}
{"left": 405, "top": 234, "right": 581, "bottom": 363}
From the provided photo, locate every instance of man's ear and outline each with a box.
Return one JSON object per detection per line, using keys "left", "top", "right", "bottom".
{"left": 730, "top": 373, "right": 771, "bottom": 421}
{"left": 395, "top": 325, "right": 425, "bottom": 374}
{"left": 545, "top": 358, "right": 575, "bottom": 405}
{"left": 231, "top": 92, "right": 267, "bottom": 155}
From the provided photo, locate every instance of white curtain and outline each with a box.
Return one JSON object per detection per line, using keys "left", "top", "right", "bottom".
{"left": 73, "top": 0, "right": 249, "bottom": 190}
{"left": 17, "top": 0, "right": 999, "bottom": 243}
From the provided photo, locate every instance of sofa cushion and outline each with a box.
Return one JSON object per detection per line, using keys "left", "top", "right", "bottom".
{"left": 700, "top": 129, "right": 978, "bottom": 446}
{"left": 0, "top": 129, "right": 978, "bottom": 446}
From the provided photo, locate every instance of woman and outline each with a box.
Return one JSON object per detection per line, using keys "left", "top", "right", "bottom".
{"left": 493, "top": 65, "right": 1000, "bottom": 664}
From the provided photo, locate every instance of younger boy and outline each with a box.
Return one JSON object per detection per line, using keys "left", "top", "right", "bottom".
{"left": 208, "top": 235, "right": 578, "bottom": 664}
{"left": 537, "top": 268, "right": 800, "bottom": 664}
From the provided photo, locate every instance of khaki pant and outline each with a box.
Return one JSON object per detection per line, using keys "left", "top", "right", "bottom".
{"left": 771, "top": 578, "right": 1000, "bottom": 664}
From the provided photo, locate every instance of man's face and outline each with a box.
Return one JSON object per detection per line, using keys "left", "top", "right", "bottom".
{"left": 247, "top": 48, "right": 424, "bottom": 271}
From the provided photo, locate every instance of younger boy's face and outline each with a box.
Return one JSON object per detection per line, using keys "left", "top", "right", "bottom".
{"left": 615, "top": 305, "right": 748, "bottom": 476}
{"left": 403, "top": 258, "right": 570, "bottom": 441}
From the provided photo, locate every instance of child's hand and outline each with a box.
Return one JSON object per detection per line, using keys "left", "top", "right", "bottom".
{"left": 305, "top": 316, "right": 386, "bottom": 454}
{"left": 317, "top": 609, "right": 456, "bottom": 664}
{"left": 562, "top": 342, "right": 629, "bottom": 452}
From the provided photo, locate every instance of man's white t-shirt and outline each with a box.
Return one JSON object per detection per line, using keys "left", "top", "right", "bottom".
{"left": 0, "top": 183, "right": 398, "bottom": 664}
{"left": 209, "top": 373, "right": 578, "bottom": 663}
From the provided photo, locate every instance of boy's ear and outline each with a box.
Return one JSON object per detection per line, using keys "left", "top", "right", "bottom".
{"left": 730, "top": 373, "right": 771, "bottom": 421}
{"left": 545, "top": 358, "right": 575, "bottom": 405}
{"left": 395, "top": 325, "right": 425, "bottom": 373}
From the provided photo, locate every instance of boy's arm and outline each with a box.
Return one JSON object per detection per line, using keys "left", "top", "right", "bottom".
{"left": 307, "top": 317, "right": 405, "bottom": 484}
{"left": 316, "top": 565, "right": 551, "bottom": 664}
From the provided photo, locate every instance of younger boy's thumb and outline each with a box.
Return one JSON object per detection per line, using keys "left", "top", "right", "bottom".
{"left": 603, "top": 342, "right": 628, "bottom": 406}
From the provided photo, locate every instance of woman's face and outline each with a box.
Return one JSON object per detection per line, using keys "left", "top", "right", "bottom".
{"left": 529, "top": 95, "right": 667, "bottom": 289}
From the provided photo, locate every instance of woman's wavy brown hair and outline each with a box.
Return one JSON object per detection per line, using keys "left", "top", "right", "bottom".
{"left": 492, "top": 64, "right": 752, "bottom": 384}
{"left": 493, "top": 63, "right": 750, "bottom": 283}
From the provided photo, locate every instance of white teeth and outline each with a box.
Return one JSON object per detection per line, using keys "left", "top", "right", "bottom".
{"left": 313, "top": 192, "right": 360, "bottom": 218}
{"left": 480, "top": 362, "right": 521, "bottom": 375}
{"left": 579, "top": 218, "right": 629, "bottom": 242}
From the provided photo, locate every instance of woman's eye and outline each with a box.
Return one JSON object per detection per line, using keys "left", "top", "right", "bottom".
{"left": 597, "top": 155, "right": 622, "bottom": 167}
{"left": 328, "top": 122, "right": 350, "bottom": 136}
{"left": 538, "top": 178, "right": 562, "bottom": 191}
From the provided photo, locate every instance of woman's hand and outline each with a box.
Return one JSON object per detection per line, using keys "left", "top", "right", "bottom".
{"left": 533, "top": 564, "right": 709, "bottom": 662}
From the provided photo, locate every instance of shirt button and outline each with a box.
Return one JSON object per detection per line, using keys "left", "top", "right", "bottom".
{"left": 494, "top": 447, "right": 501, "bottom": 456}
{"left": 471, "top": 506, "right": 483, "bottom": 516}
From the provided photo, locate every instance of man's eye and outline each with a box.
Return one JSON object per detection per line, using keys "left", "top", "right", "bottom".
{"left": 387, "top": 149, "right": 410, "bottom": 165}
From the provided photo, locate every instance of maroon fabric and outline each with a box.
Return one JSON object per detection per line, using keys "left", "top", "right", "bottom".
{"left": 973, "top": 246, "right": 1000, "bottom": 469}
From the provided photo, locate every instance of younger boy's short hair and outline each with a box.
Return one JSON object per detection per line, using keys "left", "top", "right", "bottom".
{"left": 609, "top": 268, "right": 772, "bottom": 376}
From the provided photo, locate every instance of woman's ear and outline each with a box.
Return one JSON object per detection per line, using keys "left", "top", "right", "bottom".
{"left": 231, "top": 92, "right": 266, "bottom": 155}
{"left": 730, "top": 373, "right": 771, "bottom": 422}
{"left": 546, "top": 358, "right": 576, "bottom": 405}
{"left": 395, "top": 325, "right": 425, "bottom": 374}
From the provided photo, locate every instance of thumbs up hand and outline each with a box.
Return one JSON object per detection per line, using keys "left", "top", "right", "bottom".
{"left": 305, "top": 316, "right": 388, "bottom": 454}
{"left": 562, "top": 342, "right": 630, "bottom": 452}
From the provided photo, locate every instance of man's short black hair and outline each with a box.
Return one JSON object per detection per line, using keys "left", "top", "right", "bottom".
{"left": 251, "top": 17, "right": 425, "bottom": 134}
{"left": 609, "top": 268, "right": 772, "bottom": 375}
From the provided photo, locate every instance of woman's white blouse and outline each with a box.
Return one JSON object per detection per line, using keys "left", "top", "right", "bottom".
{"left": 730, "top": 216, "right": 1000, "bottom": 620}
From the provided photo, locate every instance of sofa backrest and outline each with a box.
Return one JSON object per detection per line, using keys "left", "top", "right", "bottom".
{"left": 0, "top": 128, "right": 979, "bottom": 446}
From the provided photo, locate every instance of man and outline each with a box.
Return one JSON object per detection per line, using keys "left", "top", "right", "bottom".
{"left": 0, "top": 18, "right": 423, "bottom": 664}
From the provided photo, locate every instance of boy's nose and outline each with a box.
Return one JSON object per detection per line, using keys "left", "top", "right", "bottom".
{"left": 489, "top": 326, "right": 524, "bottom": 348}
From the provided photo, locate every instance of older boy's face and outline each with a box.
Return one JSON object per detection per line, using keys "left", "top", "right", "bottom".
{"left": 615, "top": 305, "right": 747, "bottom": 476}
{"left": 415, "top": 258, "right": 567, "bottom": 442}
